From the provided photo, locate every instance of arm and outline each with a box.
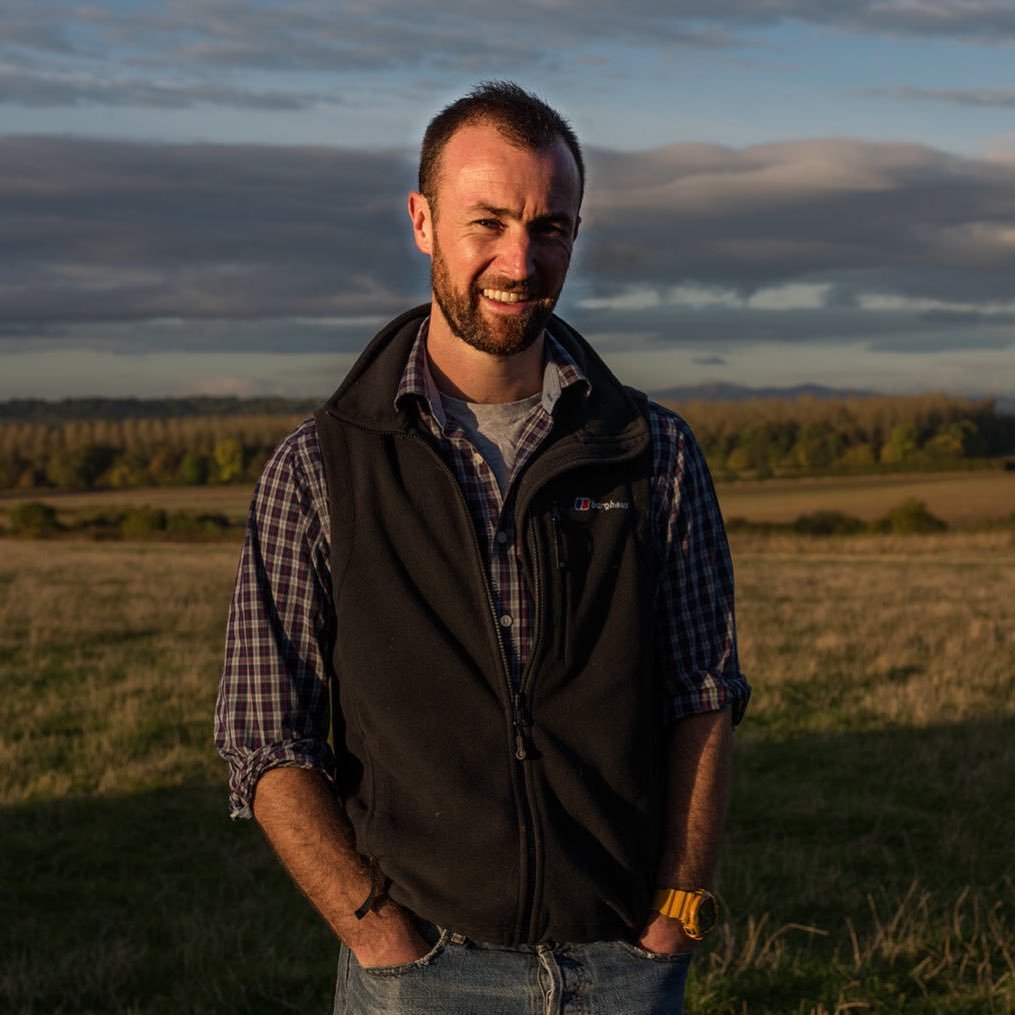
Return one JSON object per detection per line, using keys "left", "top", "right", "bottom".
{"left": 642, "top": 405, "right": 750, "bottom": 952}
{"left": 215, "top": 424, "right": 427, "bottom": 965}
{"left": 252, "top": 767, "right": 428, "bottom": 965}
{"left": 636, "top": 708, "right": 733, "bottom": 954}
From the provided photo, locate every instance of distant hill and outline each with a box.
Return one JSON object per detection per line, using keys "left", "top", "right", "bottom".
{"left": 650, "top": 382, "right": 874, "bottom": 404}
{"left": 0, "top": 396, "right": 318, "bottom": 423}
{"left": 2, "top": 387, "right": 1011, "bottom": 422}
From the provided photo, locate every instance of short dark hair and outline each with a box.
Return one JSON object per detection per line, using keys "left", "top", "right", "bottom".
{"left": 418, "top": 81, "right": 585, "bottom": 207}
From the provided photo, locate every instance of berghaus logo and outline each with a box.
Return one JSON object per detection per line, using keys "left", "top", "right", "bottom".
{"left": 573, "top": 497, "right": 630, "bottom": 512}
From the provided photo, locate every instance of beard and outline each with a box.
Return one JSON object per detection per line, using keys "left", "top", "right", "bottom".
{"left": 430, "top": 240, "right": 557, "bottom": 358}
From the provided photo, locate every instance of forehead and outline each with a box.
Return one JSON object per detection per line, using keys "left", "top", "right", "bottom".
{"left": 434, "top": 122, "right": 581, "bottom": 218}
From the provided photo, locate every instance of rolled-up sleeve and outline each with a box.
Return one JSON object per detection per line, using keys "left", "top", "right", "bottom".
{"left": 214, "top": 419, "right": 336, "bottom": 818}
{"left": 650, "top": 404, "right": 751, "bottom": 725}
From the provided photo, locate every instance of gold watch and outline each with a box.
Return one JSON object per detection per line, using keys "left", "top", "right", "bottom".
{"left": 652, "top": 888, "right": 718, "bottom": 940}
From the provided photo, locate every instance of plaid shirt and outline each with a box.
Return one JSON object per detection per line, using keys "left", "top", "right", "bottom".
{"left": 215, "top": 322, "right": 750, "bottom": 818}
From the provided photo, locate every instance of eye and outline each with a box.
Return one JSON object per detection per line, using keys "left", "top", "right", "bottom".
{"left": 533, "top": 220, "right": 570, "bottom": 239}
{"left": 475, "top": 218, "right": 502, "bottom": 230}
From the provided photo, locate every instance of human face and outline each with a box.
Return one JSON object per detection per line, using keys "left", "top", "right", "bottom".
{"left": 409, "top": 122, "right": 581, "bottom": 358}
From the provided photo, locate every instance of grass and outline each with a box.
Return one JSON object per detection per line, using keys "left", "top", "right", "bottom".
{"left": 2, "top": 528, "right": 1014, "bottom": 1013}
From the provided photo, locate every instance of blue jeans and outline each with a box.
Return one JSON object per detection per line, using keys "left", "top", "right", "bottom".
{"left": 333, "top": 925, "right": 692, "bottom": 1014}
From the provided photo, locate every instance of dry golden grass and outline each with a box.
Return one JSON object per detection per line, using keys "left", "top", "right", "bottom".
{"left": 0, "top": 540, "right": 238, "bottom": 803}
{"left": 716, "top": 469, "right": 1015, "bottom": 524}
{"left": 2, "top": 532, "right": 1013, "bottom": 1012}
{"left": 730, "top": 531, "right": 1015, "bottom": 728}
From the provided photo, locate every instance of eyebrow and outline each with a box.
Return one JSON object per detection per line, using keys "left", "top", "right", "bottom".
{"left": 468, "top": 204, "right": 575, "bottom": 227}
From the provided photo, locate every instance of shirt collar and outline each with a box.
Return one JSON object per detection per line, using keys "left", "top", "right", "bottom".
{"left": 395, "top": 316, "right": 589, "bottom": 431}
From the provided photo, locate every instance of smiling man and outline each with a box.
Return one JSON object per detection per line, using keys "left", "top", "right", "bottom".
{"left": 216, "top": 81, "right": 749, "bottom": 1015}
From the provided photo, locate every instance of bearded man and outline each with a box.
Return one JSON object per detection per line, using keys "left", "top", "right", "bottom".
{"left": 216, "top": 81, "right": 749, "bottom": 1015}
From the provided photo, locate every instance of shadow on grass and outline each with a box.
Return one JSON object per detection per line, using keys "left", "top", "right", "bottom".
{"left": 2, "top": 783, "right": 335, "bottom": 1015}
{"left": 727, "top": 717, "right": 1015, "bottom": 921}
{"left": 4, "top": 719, "right": 1014, "bottom": 1015}
{"left": 701, "top": 716, "right": 1015, "bottom": 1014}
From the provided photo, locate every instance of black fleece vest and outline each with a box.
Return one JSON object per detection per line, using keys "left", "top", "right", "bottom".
{"left": 314, "top": 306, "right": 659, "bottom": 945}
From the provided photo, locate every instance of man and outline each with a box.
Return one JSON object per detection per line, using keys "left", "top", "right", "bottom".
{"left": 216, "top": 81, "right": 749, "bottom": 1014}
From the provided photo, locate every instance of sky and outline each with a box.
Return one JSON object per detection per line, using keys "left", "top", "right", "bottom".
{"left": 2, "top": 0, "right": 1015, "bottom": 402}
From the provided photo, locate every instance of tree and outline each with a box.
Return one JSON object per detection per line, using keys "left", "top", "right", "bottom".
{"left": 212, "top": 438, "right": 245, "bottom": 483}
{"left": 44, "top": 445, "right": 118, "bottom": 488}
{"left": 880, "top": 423, "right": 920, "bottom": 465}
{"left": 178, "top": 452, "right": 211, "bottom": 485}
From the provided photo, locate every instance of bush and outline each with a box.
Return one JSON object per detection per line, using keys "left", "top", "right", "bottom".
{"left": 8, "top": 501, "right": 61, "bottom": 537}
{"left": 880, "top": 498, "right": 948, "bottom": 534}
{"left": 120, "top": 508, "right": 168, "bottom": 537}
{"left": 165, "top": 512, "right": 231, "bottom": 535}
{"left": 792, "top": 510, "right": 866, "bottom": 536}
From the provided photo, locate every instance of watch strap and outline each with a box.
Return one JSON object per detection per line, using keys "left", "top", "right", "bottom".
{"left": 651, "top": 887, "right": 716, "bottom": 939}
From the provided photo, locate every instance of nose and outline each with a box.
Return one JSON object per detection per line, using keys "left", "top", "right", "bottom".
{"left": 497, "top": 227, "right": 536, "bottom": 285}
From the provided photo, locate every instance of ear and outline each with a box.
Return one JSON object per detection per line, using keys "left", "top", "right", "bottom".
{"left": 408, "top": 191, "right": 434, "bottom": 256}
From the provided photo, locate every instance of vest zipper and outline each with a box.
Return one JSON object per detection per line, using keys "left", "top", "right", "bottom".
{"left": 512, "top": 691, "right": 532, "bottom": 760}
{"left": 550, "top": 500, "right": 569, "bottom": 663}
{"left": 400, "top": 428, "right": 540, "bottom": 942}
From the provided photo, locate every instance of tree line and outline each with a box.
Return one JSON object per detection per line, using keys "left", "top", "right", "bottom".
{"left": 0, "top": 413, "right": 306, "bottom": 491}
{"left": 0, "top": 394, "right": 1013, "bottom": 492}
{"left": 676, "top": 392, "right": 1015, "bottom": 478}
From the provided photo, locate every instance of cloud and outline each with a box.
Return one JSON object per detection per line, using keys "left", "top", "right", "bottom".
{"left": 1, "top": 136, "right": 423, "bottom": 328}
{"left": 0, "top": 0, "right": 737, "bottom": 93}
{"left": 3, "top": 134, "right": 1015, "bottom": 360}
{"left": 0, "top": 70, "right": 335, "bottom": 110}
{"left": 4, "top": 1, "right": 1015, "bottom": 116}
{"left": 859, "top": 85, "right": 1015, "bottom": 109}
{"left": 582, "top": 138, "right": 1015, "bottom": 303}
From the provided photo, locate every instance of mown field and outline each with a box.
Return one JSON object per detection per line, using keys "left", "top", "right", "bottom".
{"left": 2, "top": 522, "right": 1013, "bottom": 1012}
{"left": 717, "top": 469, "right": 1015, "bottom": 525}
{"left": 0, "top": 484, "right": 253, "bottom": 530}
{"left": 3, "top": 466, "right": 1014, "bottom": 533}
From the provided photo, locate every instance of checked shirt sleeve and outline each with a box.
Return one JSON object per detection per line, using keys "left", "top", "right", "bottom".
{"left": 214, "top": 419, "right": 337, "bottom": 818}
{"left": 650, "top": 404, "right": 751, "bottom": 725}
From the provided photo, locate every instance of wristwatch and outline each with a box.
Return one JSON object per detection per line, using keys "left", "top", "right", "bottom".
{"left": 651, "top": 888, "right": 718, "bottom": 940}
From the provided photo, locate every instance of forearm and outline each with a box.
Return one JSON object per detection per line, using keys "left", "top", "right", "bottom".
{"left": 252, "top": 766, "right": 425, "bottom": 964}
{"left": 655, "top": 708, "right": 733, "bottom": 886}
{"left": 639, "top": 708, "right": 734, "bottom": 951}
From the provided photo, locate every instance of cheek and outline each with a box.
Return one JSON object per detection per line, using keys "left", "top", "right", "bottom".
{"left": 444, "top": 239, "right": 490, "bottom": 277}
{"left": 540, "top": 248, "right": 573, "bottom": 281}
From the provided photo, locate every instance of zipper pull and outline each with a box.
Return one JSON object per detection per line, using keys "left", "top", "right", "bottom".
{"left": 550, "top": 501, "right": 569, "bottom": 571}
{"left": 512, "top": 691, "right": 531, "bottom": 760}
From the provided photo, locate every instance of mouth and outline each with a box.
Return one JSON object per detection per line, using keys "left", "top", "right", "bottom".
{"left": 481, "top": 288, "right": 535, "bottom": 305}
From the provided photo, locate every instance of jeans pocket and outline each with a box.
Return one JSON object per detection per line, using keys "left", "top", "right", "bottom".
{"left": 358, "top": 926, "right": 449, "bottom": 978}
{"left": 615, "top": 939, "right": 695, "bottom": 964}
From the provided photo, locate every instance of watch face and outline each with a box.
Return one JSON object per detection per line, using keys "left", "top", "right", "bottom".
{"left": 695, "top": 895, "right": 717, "bottom": 934}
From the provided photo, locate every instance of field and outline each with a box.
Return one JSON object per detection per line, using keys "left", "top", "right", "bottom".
{"left": 0, "top": 485, "right": 253, "bottom": 530}
{"left": 716, "top": 469, "right": 1015, "bottom": 525}
{"left": 2, "top": 513, "right": 1014, "bottom": 1011}
{"left": 3, "top": 467, "right": 1015, "bottom": 534}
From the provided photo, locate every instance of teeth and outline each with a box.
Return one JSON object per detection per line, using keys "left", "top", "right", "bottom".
{"left": 482, "top": 289, "right": 528, "bottom": 303}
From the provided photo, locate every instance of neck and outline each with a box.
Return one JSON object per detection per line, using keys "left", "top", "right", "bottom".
{"left": 425, "top": 306, "right": 545, "bottom": 404}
